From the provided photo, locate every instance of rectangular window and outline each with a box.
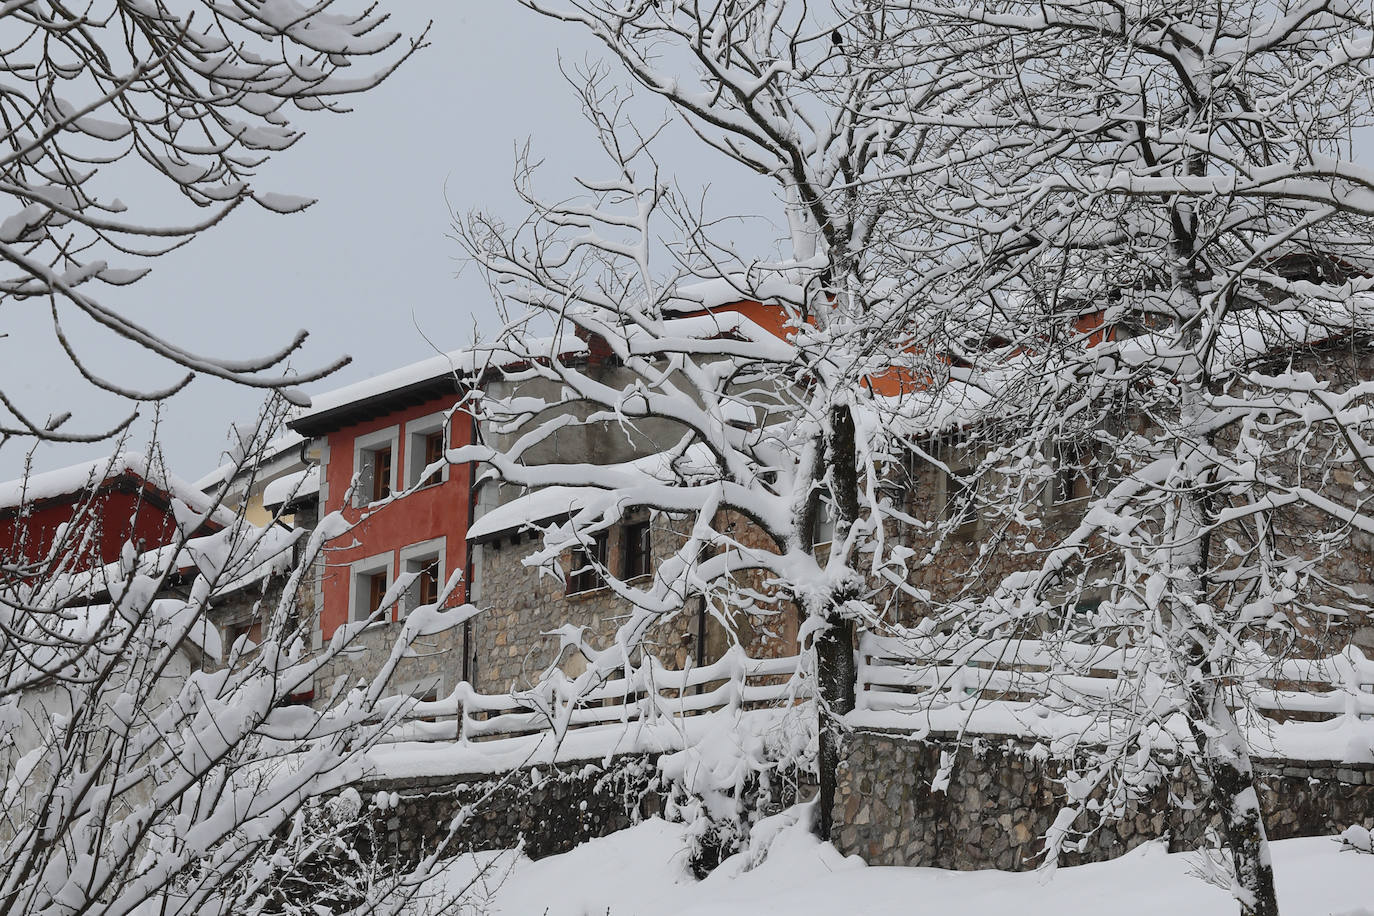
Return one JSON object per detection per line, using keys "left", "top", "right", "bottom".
{"left": 368, "top": 570, "right": 390, "bottom": 616}
{"left": 353, "top": 427, "right": 399, "bottom": 508}
{"left": 420, "top": 431, "right": 445, "bottom": 488}
{"left": 404, "top": 414, "right": 449, "bottom": 489}
{"left": 226, "top": 621, "right": 258, "bottom": 654}
{"left": 349, "top": 553, "right": 394, "bottom": 622}
{"left": 416, "top": 559, "right": 439, "bottom": 606}
{"left": 404, "top": 556, "right": 440, "bottom": 614}
{"left": 944, "top": 471, "right": 977, "bottom": 526}
{"left": 622, "top": 520, "right": 651, "bottom": 580}
{"left": 813, "top": 500, "right": 836, "bottom": 546}
{"left": 399, "top": 539, "right": 446, "bottom": 616}
{"left": 371, "top": 446, "right": 393, "bottom": 502}
{"left": 881, "top": 448, "right": 922, "bottom": 503}
{"left": 567, "top": 532, "right": 609, "bottom": 594}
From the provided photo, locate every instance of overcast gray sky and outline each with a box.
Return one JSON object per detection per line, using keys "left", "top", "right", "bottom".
{"left": 12, "top": 4, "right": 1366, "bottom": 486}
{"left": 0, "top": 2, "right": 782, "bottom": 484}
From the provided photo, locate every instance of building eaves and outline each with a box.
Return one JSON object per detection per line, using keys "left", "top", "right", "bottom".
{"left": 290, "top": 372, "right": 467, "bottom": 438}
{"left": 289, "top": 336, "right": 589, "bottom": 439}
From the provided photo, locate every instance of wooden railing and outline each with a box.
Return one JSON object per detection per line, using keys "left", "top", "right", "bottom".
{"left": 386, "top": 645, "right": 802, "bottom": 743}
{"left": 383, "top": 633, "right": 1374, "bottom": 745}
{"left": 857, "top": 632, "right": 1374, "bottom": 725}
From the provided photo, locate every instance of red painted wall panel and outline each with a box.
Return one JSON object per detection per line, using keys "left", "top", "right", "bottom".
{"left": 319, "top": 396, "right": 474, "bottom": 640}
{"left": 0, "top": 480, "right": 187, "bottom": 576}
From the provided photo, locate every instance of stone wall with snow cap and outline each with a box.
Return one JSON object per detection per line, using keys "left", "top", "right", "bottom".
{"left": 832, "top": 729, "right": 1374, "bottom": 871}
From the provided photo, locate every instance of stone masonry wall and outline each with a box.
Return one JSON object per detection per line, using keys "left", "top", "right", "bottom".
{"left": 833, "top": 729, "right": 1374, "bottom": 870}
{"left": 472, "top": 509, "right": 794, "bottom": 694}
{"left": 312, "top": 617, "right": 466, "bottom": 702}
{"left": 881, "top": 339, "right": 1374, "bottom": 656}
{"left": 359, "top": 754, "right": 664, "bottom": 866}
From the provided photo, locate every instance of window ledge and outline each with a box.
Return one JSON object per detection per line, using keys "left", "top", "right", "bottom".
{"left": 565, "top": 585, "right": 612, "bottom": 600}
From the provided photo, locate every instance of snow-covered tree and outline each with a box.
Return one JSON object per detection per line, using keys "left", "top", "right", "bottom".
{"left": 463, "top": 3, "right": 1374, "bottom": 907}
{"left": 0, "top": 410, "right": 473, "bottom": 915}
{"left": 454, "top": 2, "right": 967, "bottom": 843}
{"left": 0, "top": 0, "right": 423, "bottom": 447}
{"left": 867, "top": 2, "right": 1374, "bottom": 913}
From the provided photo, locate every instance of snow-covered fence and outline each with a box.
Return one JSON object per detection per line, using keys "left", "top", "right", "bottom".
{"left": 386, "top": 646, "right": 802, "bottom": 743}
{"left": 857, "top": 632, "right": 1374, "bottom": 726}
{"left": 382, "top": 634, "right": 1374, "bottom": 747}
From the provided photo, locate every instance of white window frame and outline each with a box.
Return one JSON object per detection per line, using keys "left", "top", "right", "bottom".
{"left": 349, "top": 550, "right": 394, "bottom": 623}
{"left": 404, "top": 411, "right": 451, "bottom": 490}
{"left": 399, "top": 536, "right": 446, "bottom": 615}
{"left": 352, "top": 424, "right": 400, "bottom": 508}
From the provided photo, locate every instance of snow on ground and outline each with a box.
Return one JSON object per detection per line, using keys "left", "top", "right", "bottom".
{"left": 412, "top": 816, "right": 1374, "bottom": 916}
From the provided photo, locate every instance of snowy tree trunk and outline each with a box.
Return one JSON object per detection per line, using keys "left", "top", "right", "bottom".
{"left": 814, "top": 401, "right": 862, "bottom": 840}
{"left": 815, "top": 613, "right": 856, "bottom": 840}
{"left": 1187, "top": 695, "right": 1279, "bottom": 916}
{"left": 1168, "top": 168, "right": 1280, "bottom": 914}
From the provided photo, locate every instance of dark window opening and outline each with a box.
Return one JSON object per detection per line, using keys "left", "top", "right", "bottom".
{"left": 367, "top": 570, "right": 390, "bottom": 618}
{"left": 420, "top": 431, "right": 445, "bottom": 488}
{"left": 944, "top": 471, "right": 977, "bottom": 526}
{"left": 227, "top": 621, "right": 256, "bottom": 653}
{"left": 623, "top": 520, "right": 652, "bottom": 580}
{"left": 416, "top": 559, "right": 439, "bottom": 608}
{"left": 1054, "top": 443, "right": 1100, "bottom": 503}
{"left": 371, "top": 446, "right": 393, "bottom": 502}
{"left": 567, "top": 532, "right": 609, "bottom": 594}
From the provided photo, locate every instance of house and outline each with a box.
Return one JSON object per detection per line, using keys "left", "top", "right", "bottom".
{"left": 286, "top": 308, "right": 807, "bottom": 698}
{"left": 0, "top": 452, "right": 230, "bottom": 589}
{"left": 0, "top": 451, "right": 310, "bottom": 667}
{"left": 288, "top": 346, "right": 505, "bottom": 700}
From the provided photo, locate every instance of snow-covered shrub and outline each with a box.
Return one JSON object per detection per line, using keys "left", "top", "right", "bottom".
{"left": 659, "top": 704, "right": 813, "bottom": 877}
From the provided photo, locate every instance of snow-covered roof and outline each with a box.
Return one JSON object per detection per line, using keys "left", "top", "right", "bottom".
{"left": 660, "top": 272, "right": 903, "bottom": 315}
{"left": 468, "top": 486, "right": 598, "bottom": 541}
{"left": 294, "top": 335, "right": 589, "bottom": 432}
{"left": 192, "top": 430, "right": 305, "bottom": 493}
{"left": 468, "top": 445, "right": 720, "bottom": 542}
{"left": 43, "top": 522, "right": 299, "bottom": 612}
{"left": 663, "top": 275, "right": 806, "bottom": 313}
{"left": 10, "top": 596, "right": 224, "bottom": 681}
{"left": 0, "top": 452, "right": 233, "bottom": 526}
{"left": 262, "top": 467, "right": 320, "bottom": 509}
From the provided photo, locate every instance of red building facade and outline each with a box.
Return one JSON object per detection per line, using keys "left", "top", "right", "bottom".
{"left": 292, "top": 363, "right": 481, "bottom": 646}
{"left": 319, "top": 398, "right": 472, "bottom": 639}
{"left": 0, "top": 454, "right": 224, "bottom": 581}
